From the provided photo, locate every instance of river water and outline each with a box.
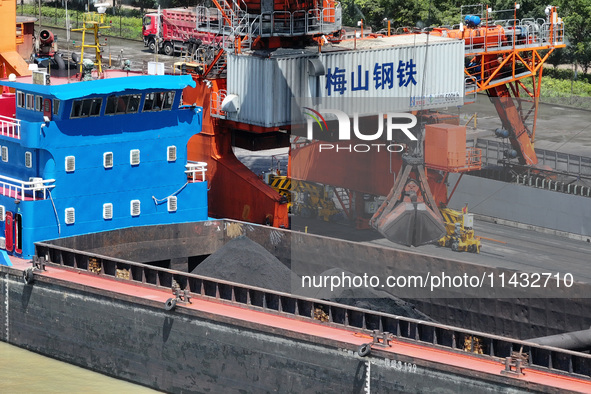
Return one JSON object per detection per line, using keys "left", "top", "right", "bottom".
{"left": 0, "top": 342, "right": 157, "bottom": 393}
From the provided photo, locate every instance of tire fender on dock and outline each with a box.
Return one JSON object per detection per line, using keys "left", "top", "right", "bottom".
{"left": 22, "top": 267, "right": 34, "bottom": 285}
{"left": 358, "top": 343, "right": 372, "bottom": 357}
{"left": 164, "top": 298, "right": 177, "bottom": 311}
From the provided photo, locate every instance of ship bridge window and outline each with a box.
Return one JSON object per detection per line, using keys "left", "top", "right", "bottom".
{"left": 105, "top": 94, "right": 140, "bottom": 115}
{"left": 26, "top": 94, "right": 34, "bottom": 110}
{"left": 53, "top": 99, "right": 60, "bottom": 115}
{"left": 143, "top": 91, "right": 175, "bottom": 112}
{"left": 35, "top": 95, "right": 43, "bottom": 111}
{"left": 127, "top": 94, "right": 141, "bottom": 113}
{"left": 17, "top": 91, "right": 25, "bottom": 108}
{"left": 163, "top": 91, "right": 175, "bottom": 110}
{"left": 71, "top": 98, "right": 102, "bottom": 118}
{"left": 115, "top": 96, "right": 129, "bottom": 114}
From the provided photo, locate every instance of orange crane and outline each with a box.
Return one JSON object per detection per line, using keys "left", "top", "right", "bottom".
{"left": 370, "top": 4, "right": 565, "bottom": 245}
{"left": 0, "top": 0, "right": 31, "bottom": 76}
{"left": 183, "top": 0, "right": 341, "bottom": 227}
{"left": 430, "top": 4, "right": 565, "bottom": 165}
{"left": 182, "top": 2, "right": 565, "bottom": 246}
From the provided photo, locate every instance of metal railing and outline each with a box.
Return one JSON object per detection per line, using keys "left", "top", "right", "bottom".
{"left": 32, "top": 241, "right": 591, "bottom": 380}
{"left": 0, "top": 115, "right": 21, "bottom": 139}
{"left": 467, "top": 139, "right": 591, "bottom": 198}
{"left": 195, "top": 3, "right": 342, "bottom": 46}
{"left": 463, "top": 19, "right": 564, "bottom": 54}
{"left": 0, "top": 175, "right": 55, "bottom": 200}
{"left": 210, "top": 89, "right": 227, "bottom": 118}
{"left": 475, "top": 138, "right": 591, "bottom": 177}
{"left": 185, "top": 161, "right": 207, "bottom": 182}
{"left": 515, "top": 174, "right": 591, "bottom": 197}
{"left": 464, "top": 76, "right": 478, "bottom": 101}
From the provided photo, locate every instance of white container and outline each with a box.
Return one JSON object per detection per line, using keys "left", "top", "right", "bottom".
{"left": 225, "top": 34, "right": 465, "bottom": 127}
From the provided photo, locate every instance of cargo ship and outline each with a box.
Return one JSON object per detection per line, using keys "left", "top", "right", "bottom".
{"left": 2, "top": 220, "right": 590, "bottom": 392}
{"left": 1, "top": 1, "right": 591, "bottom": 393}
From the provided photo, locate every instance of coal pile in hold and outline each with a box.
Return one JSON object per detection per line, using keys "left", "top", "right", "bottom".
{"left": 191, "top": 236, "right": 294, "bottom": 293}
{"left": 192, "top": 237, "right": 431, "bottom": 321}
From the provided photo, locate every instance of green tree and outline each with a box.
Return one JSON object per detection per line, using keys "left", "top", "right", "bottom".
{"left": 343, "top": 0, "right": 436, "bottom": 32}
{"left": 557, "top": 0, "right": 591, "bottom": 73}
{"left": 131, "top": 0, "right": 156, "bottom": 14}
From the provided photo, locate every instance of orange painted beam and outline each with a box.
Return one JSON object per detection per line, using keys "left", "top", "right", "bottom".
{"left": 184, "top": 77, "right": 289, "bottom": 228}
{"left": 0, "top": 0, "right": 30, "bottom": 76}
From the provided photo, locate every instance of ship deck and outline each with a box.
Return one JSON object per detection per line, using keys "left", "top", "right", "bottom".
{"left": 6, "top": 258, "right": 591, "bottom": 393}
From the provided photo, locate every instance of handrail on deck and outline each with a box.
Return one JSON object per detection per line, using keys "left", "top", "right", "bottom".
{"left": 0, "top": 174, "right": 55, "bottom": 200}
{"left": 0, "top": 115, "right": 21, "bottom": 140}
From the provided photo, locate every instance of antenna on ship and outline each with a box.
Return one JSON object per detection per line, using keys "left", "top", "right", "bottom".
{"left": 72, "top": 2, "right": 111, "bottom": 78}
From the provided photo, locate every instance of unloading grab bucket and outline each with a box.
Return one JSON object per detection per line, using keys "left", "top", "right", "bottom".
{"left": 370, "top": 157, "right": 446, "bottom": 247}
{"left": 372, "top": 200, "right": 446, "bottom": 247}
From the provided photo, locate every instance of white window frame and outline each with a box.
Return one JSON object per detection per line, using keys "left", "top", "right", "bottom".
{"left": 17, "top": 91, "right": 25, "bottom": 108}
{"left": 167, "top": 196, "right": 177, "bottom": 212}
{"left": 103, "top": 152, "right": 113, "bottom": 169}
{"left": 25, "top": 151, "right": 32, "bottom": 168}
{"left": 35, "top": 95, "right": 43, "bottom": 112}
{"left": 130, "top": 200, "right": 140, "bottom": 216}
{"left": 65, "top": 155, "right": 75, "bottom": 172}
{"left": 53, "top": 99, "right": 60, "bottom": 115}
{"left": 65, "top": 208, "right": 75, "bottom": 224}
{"left": 0, "top": 205, "right": 5, "bottom": 221}
{"left": 103, "top": 203, "right": 113, "bottom": 220}
{"left": 167, "top": 145, "right": 177, "bottom": 162}
{"left": 1, "top": 146, "right": 8, "bottom": 163}
{"left": 26, "top": 93, "right": 34, "bottom": 110}
{"left": 130, "top": 149, "right": 140, "bottom": 166}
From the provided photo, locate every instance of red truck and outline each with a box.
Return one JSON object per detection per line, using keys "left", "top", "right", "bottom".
{"left": 142, "top": 8, "right": 221, "bottom": 56}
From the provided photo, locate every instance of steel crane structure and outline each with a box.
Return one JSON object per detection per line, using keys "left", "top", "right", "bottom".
{"left": 182, "top": 1, "right": 565, "bottom": 246}
{"left": 430, "top": 4, "right": 565, "bottom": 166}
{"left": 184, "top": 0, "right": 342, "bottom": 228}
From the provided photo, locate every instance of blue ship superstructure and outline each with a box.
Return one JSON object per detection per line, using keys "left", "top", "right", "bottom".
{"left": 0, "top": 73, "right": 208, "bottom": 258}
